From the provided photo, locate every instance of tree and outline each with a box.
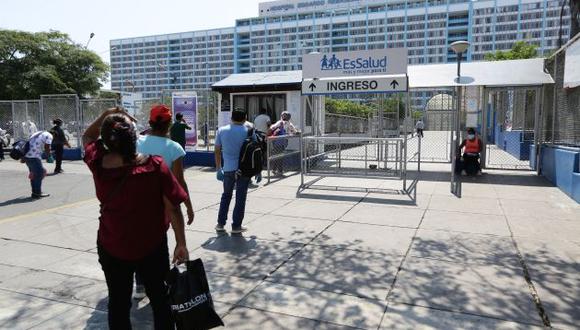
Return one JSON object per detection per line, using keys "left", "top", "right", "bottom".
{"left": 0, "top": 30, "right": 109, "bottom": 99}
{"left": 484, "top": 41, "right": 538, "bottom": 61}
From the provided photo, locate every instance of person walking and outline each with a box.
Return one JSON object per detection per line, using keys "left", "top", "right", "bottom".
{"left": 82, "top": 107, "right": 189, "bottom": 329}
{"left": 214, "top": 110, "right": 252, "bottom": 234}
{"left": 415, "top": 119, "right": 425, "bottom": 138}
{"left": 49, "top": 118, "right": 71, "bottom": 174}
{"left": 134, "top": 104, "right": 195, "bottom": 299}
{"left": 169, "top": 112, "right": 192, "bottom": 150}
{"left": 23, "top": 130, "right": 53, "bottom": 199}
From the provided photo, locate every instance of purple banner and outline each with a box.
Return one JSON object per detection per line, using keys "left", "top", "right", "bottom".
{"left": 172, "top": 93, "right": 197, "bottom": 149}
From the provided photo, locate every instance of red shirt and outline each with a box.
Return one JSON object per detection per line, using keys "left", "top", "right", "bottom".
{"left": 84, "top": 141, "right": 187, "bottom": 261}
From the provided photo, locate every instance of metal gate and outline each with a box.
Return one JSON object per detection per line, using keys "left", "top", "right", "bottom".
{"left": 418, "top": 91, "right": 456, "bottom": 163}
{"left": 482, "top": 87, "right": 540, "bottom": 170}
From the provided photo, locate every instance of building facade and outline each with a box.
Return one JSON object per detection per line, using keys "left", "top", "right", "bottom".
{"left": 110, "top": 0, "right": 571, "bottom": 100}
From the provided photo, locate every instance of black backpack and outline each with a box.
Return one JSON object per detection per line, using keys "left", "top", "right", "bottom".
{"left": 238, "top": 129, "right": 264, "bottom": 178}
{"left": 10, "top": 140, "right": 30, "bottom": 160}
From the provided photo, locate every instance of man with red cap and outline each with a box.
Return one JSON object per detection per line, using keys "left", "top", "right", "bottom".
{"left": 134, "top": 104, "right": 195, "bottom": 299}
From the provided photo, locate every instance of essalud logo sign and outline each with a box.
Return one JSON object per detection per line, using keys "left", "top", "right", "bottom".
{"left": 320, "top": 54, "right": 388, "bottom": 72}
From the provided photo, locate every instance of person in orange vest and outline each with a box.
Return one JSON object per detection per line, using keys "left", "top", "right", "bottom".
{"left": 458, "top": 127, "right": 483, "bottom": 176}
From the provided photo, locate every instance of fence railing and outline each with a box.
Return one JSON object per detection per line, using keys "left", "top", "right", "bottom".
{"left": 266, "top": 134, "right": 301, "bottom": 183}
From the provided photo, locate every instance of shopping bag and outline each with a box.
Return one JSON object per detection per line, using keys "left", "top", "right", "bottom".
{"left": 166, "top": 259, "right": 224, "bottom": 330}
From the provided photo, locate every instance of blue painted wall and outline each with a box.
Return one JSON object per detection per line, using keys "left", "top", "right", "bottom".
{"left": 184, "top": 151, "right": 215, "bottom": 168}
{"left": 540, "top": 145, "right": 580, "bottom": 203}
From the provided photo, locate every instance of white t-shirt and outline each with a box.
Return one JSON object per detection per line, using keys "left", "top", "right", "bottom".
{"left": 415, "top": 121, "right": 425, "bottom": 130}
{"left": 25, "top": 131, "right": 53, "bottom": 159}
{"left": 254, "top": 114, "right": 271, "bottom": 133}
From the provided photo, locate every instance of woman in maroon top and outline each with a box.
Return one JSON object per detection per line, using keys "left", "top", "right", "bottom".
{"left": 83, "top": 107, "right": 189, "bottom": 329}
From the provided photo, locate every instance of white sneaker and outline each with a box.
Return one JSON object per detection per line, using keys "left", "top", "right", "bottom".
{"left": 231, "top": 226, "right": 248, "bottom": 234}
{"left": 133, "top": 285, "right": 146, "bottom": 300}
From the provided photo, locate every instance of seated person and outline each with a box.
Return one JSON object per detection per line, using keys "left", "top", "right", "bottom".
{"left": 458, "top": 128, "right": 483, "bottom": 176}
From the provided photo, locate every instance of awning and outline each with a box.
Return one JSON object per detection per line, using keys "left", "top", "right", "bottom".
{"left": 212, "top": 70, "right": 302, "bottom": 93}
{"left": 408, "top": 58, "right": 554, "bottom": 88}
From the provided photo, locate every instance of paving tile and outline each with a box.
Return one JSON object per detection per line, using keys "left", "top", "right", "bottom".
{"left": 390, "top": 257, "right": 542, "bottom": 325}
{"left": 269, "top": 245, "right": 401, "bottom": 299}
{"left": 238, "top": 282, "right": 387, "bottom": 329}
{"left": 0, "top": 264, "right": 30, "bottom": 284}
{"left": 421, "top": 210, "right": 511, "bottom": 236}
{"left": 500, "top": 199, "right": 580, "bottom": 221}
{"left": 311, "top": 221, "right": 415, "bottom": 255}
{"left": 167, "top": 230, "right": 224, "bottom": 253}
{"left": 206, "top": 272, "right": 261, "bottom": 305}
{"left": 433, "top": 182, "right": 498, "bottom": 198}
{"left": 508, "top": 216, "right": 580, "bottom": 243}
{"left": 515, "top": 238, "right": 580, "bottom": 330}
{"left": 380, "top": 303, "right": 541, "bottom": 329}
{"left": 296, "top": 188, "right": 366, "bottom": 204}
{"left": 410, "top": 229, "right": 520, "bottom": 267}
{"left": 189, "top": 192, "right": 222, "bottom": 211}
{"left": 0, "top": 290, "right": 75, "bottom": 329}
{"left": 190, "top": 237, "right": 302, "bottom": 279}
{"left": 271, "top": 199, "right": 354, "bottom": 220}
{"left": 0, "top": 240, "right": 80, "bottom": 269}
{"left": 240, "top": 196, "right": 294, "bottom": 214}
{"left": 0, "top": 268, "right": 107, "bottom": 309}
{"left": 222, "top": 306, "right": 358, "bottom": 330}
{"left": 189, "top": 208, "right": 263, "bottom": 233}
{"left": 361, "top": 193, "right": 431, "bottom": 209}
{"left": 0, "top": 213, "right": 88, "bottom": 240}
{"left": 48, "top": 201, "right": 100, "bottom": 220}
{"left": 28, "top": 305, "right": 108, "bottom": 330}
{"left": 428, "top": 195, "right": 503, "bottom": 215}
{"left": 340, "top": 204, "right": 425, "bottom": 228}
{"left": 249, "top": 185, "right": 301, "bottom": 200}
{"left": 25, "top": 220, "right": 98, "bottom": 251}
{"left": 43, "top": 251, "right": 104, "bottom": 281}
{"left": 243, "top": 215, "right": 332, "bottom": 243}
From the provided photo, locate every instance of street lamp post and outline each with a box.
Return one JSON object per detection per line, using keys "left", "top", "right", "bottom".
{"left": 85, "top": 32, "right": 95, "bottom": 49}
{"left": 449, "top": 40, "right": 470, "bottom": 196}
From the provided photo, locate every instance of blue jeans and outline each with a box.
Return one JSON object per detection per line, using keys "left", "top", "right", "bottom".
{"left": 24, "top": 157, "right": 44, "bottom": 195}
{"left": 218, "top": 171, "right": 250, "bottom": 229}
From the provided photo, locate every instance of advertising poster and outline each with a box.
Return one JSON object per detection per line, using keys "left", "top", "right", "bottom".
{"left": 172, "top": 92, "right": 197, "bottom": 150}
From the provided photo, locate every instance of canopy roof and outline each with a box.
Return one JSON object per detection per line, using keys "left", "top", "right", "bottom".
{"left": 212, "top": 58, "right": 554, "bottom": 91}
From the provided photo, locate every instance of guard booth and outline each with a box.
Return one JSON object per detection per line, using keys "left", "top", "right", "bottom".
{"left": 212, "top": 71, "right": 325, "bottom": 181}
{"left": 299, "top": 48, "right": 421, "bottom": 195}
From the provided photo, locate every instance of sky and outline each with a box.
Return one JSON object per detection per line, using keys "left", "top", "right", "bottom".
{"left": 1, "top": 0, "right": 263, "bottom": 88}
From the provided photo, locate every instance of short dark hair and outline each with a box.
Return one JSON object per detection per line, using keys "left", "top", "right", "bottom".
{"left": 175, "top": 113, "right": 183, "bottom": 120}
{"left": 259, "top": 108, "right": 267, "bottom": 114}
{"left": 467, "top": 127, "right": 475, "bottom": 134}
{"left": 231, "top": 110, "right": 246, "bottom": 122}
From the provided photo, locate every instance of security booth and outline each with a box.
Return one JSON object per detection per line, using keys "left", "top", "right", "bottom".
{"left": 299, "top": 48, "right": 420, "bottom": 195}
{"left": 212, "top": 71, "right": 325, "bottom": 181}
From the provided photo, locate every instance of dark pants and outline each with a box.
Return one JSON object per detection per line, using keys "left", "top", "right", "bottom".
{"left": 53, "top": 144, "right": 64, "bottom": 172}
{"left": 462, "top": 153, "right": 481, "bottom": 175}
{"left": 416, "top": 129, "right": 424, "bottom": 138}
{"left": 0, "top": 142, "right": 4, "bottom": 160}
{"left": 218, "top": 171, "right": 250, "bottom": 229}
{"left": 24, "top": 157, "right": 44, "bottom": 195}
{"left": 98, "top": 237, "right": 173, "bottom": 330}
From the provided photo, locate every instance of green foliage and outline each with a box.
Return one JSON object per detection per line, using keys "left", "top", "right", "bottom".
{"left": 484, "top": 41, "right": 538, "bottom": 61}
{"left": 0, "top": 30, "right": 109, "bottom": 99}
{"left": 325, "top": 96, "right": 407, "bottom": 119}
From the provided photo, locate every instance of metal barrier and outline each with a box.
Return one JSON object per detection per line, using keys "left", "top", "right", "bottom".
{"left": 301, "top": 136, "right": 406, "bottom": 184}
{"left": 266, "top": 134, "right": 301, "bottom": 183}
{"left": 40, "top": 95, "right": 80, "bottom": 147}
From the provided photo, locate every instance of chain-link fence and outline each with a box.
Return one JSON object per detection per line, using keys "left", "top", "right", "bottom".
{"left": 0, "top": 95, "right": 118, "bottom": 150}
{"left": 542, "top": 36, "right": 580, "bottom": 147}
{"left": 325, "top": 113, "right": 369, "bottom": 136}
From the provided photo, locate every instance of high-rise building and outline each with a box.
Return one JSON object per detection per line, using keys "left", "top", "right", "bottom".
{"left": 110, "top": 0, "right": 571, "bottom": 99}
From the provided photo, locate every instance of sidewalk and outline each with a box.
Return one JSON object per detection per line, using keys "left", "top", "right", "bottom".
{"left": 0, "top": 161, "right": 578, "bottom": 329}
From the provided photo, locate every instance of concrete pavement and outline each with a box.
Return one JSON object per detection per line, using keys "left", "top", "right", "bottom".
{"left": 0, "top": 159, "right": 579, "bottom": 329}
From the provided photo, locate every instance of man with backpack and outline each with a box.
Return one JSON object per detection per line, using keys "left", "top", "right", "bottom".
{"left": 23, "top": 130, "right": 54, "bottom": 198}
{"left": 214, "top": 110, "right": 262, "bottom": 234}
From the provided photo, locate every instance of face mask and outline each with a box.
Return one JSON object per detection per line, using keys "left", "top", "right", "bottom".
{"left": 468, "top": 134, "right": 475, "bottom": 139}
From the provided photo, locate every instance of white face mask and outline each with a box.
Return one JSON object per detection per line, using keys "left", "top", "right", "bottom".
{"left": 468, "top": 134, "right": 475, "bottom": 139}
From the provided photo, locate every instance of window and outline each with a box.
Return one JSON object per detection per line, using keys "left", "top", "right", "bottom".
{"left": 232, "top": 94, "right": 286, "bottom": 122}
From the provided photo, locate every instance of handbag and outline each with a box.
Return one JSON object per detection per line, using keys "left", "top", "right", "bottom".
{"left": 166, "top": 259, "right": 224, "bottom": 330}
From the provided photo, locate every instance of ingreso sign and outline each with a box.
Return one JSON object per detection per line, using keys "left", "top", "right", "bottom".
{"left": 302, "top": 48, "right": 407, "bottom": 79}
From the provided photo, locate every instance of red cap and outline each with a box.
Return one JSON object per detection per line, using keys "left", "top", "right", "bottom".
{"left": 150, "top": 104, "right": 172, "bottom": 122}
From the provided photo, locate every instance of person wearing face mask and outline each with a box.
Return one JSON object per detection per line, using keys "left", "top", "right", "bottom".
{"left": 458, "top": 127, "right": 483, "bottom": 176}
